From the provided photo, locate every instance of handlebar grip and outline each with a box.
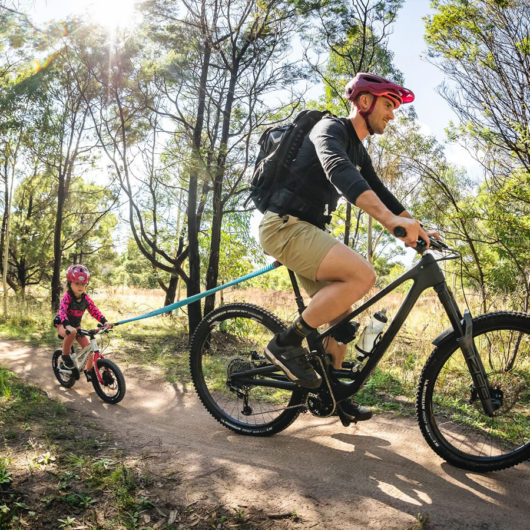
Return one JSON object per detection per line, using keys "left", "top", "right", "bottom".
{"left": 394, "top": 226, "right": 407, "bottom": 238}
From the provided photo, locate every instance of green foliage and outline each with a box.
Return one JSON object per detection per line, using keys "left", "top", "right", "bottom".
{"left": 112, "top": 239, "right": 160, "bottom": 289}
{"left": 0, "top": 457, "right": 12, "bottom": 486}
{"left": 425, "top": 0, "right": 529, "bottom": 190}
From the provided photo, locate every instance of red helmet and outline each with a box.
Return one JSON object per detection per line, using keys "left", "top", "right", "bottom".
{"left": 345, "top": 72, "right": 414, "bottom": 109}
{"left": 66, "top": 264, "right": 90, "bottom": 284}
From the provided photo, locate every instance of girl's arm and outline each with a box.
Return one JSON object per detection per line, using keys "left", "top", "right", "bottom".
{"left": 85, "top": 294, "right": 107, "bottom": 324}
{"left": 59, "top": 292, "right": 72, "bottom": 326}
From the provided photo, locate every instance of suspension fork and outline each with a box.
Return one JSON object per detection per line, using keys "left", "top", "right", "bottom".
{"left": 92, "top": 349, "right": 105, "bottom": 384}
{"left": 435, "top": 283, "right": 495, "bottom": 416}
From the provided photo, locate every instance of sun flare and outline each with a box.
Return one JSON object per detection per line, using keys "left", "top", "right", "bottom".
{"left": 84, "top": 0, "right": 142, "bottom": 31}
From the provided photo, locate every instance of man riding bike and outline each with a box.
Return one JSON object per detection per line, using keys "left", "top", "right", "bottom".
{"left": 259, "top": 72, "right": 438, "bottom": 422}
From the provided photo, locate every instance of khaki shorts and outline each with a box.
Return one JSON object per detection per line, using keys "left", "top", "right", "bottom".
{"left": 259, "top": 210, "right": 339, "bottom": 297}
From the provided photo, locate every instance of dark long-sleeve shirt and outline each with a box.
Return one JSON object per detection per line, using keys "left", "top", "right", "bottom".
{"left": 58, "top": 291, "right": 107, "bottom": 328}
{"left": 289, "top": 115, "right": 405, "bottom": 217}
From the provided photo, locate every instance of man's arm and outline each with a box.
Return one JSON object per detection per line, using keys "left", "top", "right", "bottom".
{"left": 355, "top": 190, "right": 426, "bottom": 248}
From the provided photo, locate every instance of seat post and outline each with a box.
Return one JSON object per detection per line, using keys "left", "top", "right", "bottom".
{"left": 288, "top": 269, "right": 306, "bottom": 314}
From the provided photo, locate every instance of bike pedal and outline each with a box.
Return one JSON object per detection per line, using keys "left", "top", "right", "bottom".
{"left": 336, "top": 404, "right": 362, "bottom": 427}
{"left": 338, "top": 409, "right": 353, "bottom": 427}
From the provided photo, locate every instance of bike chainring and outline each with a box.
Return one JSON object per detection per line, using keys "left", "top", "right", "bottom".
{"left": 306, "top": 353, "right": 337, "bottom": 417}
{"left": 307, "top": 391, "right": 334, "bottom": 417}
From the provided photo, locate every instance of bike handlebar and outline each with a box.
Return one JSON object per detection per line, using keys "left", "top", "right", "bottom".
{"left": 76, "top": 327, "right": 111, "bottom": 338}
{"left": 393, "top": 226, "right": 449, "bottom": 254}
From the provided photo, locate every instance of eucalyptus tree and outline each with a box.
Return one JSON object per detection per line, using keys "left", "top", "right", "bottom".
{"left": 141, "top": 0, "right": 305, "bottom": 331}
{"left": 13, "top": 22, "right": 114, "bottom": 311}
{"left": 78, "top": 23, "right": 195, "bottom": 311}
{"left": 424, "top": 0, "right": 530, "bottom": 311}
{"left": 0, "top": 7, "right": 45, "bottom": 310}
{"left": 425, "top": 0, "right": 529, "bottom": 176}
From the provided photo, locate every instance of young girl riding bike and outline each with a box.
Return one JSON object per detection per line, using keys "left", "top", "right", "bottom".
{"left": 54, "top": 264, "right": 112, "bottom": 381}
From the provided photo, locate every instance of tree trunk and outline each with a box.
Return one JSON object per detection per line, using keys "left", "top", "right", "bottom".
{"left": 186, "top": 33, "right": 212, "bottom": 336}
{"left": 367, "top": 216, "right": 373, "bottom": 264}
{"left": 343, "top": 203, "right": 352, "bottom": 246}
{"left": 2, "top": 179, "right": 13, "bottom": 315}
{"left": 51, "top": 173, "right": 67, "bottom": 312}
{"left": 164, "top": 274, "right": 179, "bottom": 307}
{"left": 203, "top": 68, "right": 237, "bottom": 316}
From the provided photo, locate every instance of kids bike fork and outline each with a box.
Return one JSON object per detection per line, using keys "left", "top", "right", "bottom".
{"left": 434, "top": 283, "right": 496, "bottom": 416}
{"left": 91, "top": 349, "right": 105, "bottom": 384}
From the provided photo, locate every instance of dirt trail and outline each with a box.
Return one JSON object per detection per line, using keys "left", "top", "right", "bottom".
{"left": 1, "top": 339, "right": 528, "bottom": 529}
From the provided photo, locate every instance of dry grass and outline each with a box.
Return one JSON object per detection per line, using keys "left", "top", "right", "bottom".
{"left": 0, "top": 282, "right": 493, "bottom": 405}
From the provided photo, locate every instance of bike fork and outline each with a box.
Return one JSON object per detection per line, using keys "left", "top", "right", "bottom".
{"left": 435, "top": 284, "right": 495, "bottom": 416}
{"left": 457, "top": 311, "right": 495, "bottom": 416}
{"left": 92, "top": 351, "right": 104, "bottom": 384}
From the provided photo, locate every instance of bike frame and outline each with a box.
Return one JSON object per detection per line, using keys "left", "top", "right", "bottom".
{"left": 59, "top": 333, "right": 106, "bottom": 385}
{"left": 233, "top": 251, "right": 495, "bottom": 416}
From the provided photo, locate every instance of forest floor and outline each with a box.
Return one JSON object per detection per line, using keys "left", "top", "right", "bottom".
{"left": 1, "top": 338, "right": 529, "bottom": 529}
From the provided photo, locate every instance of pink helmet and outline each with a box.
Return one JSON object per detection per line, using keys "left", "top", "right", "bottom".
{"left": 66, "top": 264, "right": 90, "bottom": 285}
{"left": 345, "top": 72, "right": 414, "bottom": 109}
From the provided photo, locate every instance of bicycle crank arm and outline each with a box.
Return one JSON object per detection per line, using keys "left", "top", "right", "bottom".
{"left": 457, "top": 311, "right": 494, "bottom": 416}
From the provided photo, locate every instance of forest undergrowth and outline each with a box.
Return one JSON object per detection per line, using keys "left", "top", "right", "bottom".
{"left": 0, "top": 283, "right": 469, "bottom": 412}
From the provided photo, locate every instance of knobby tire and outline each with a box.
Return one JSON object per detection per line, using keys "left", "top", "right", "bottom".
{"left": 92, "top": 358, "right": 126, "bottom": 404}
{"left": 52, "top": 349, "right": 76, "bottom": 388}
{"left": 190, "top": 303, "right": 307, "bottom": 436}
{"left": 417, "top": 311, "right": 530, "bottom": 472}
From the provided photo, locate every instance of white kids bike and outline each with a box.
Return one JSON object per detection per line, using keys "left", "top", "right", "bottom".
{"left": 52, "top": 327, "right": 126, "bottom": 404}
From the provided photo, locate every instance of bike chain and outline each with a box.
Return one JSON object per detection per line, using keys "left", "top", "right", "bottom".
{"left": 232, "top": 353, "right": 338, "bottom": 418}
{"left": 242, "top": 402, "right": 307, "bottom": 416}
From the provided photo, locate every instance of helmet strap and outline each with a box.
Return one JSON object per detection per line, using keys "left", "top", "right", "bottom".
{"left": 356, "top": 95, "right": 378, "bottom": 135}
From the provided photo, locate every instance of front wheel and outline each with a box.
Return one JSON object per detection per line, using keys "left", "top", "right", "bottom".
{"left": 92, "top": 358, "right": 126, "bottom": 404}
{"left": 417, "top": 311, "right": 529, "bottom": 472}
{"left": 52, "top": 349, "right": 76, "bottom": 388}
{"left": 190, "top": 303, "right": 307, "bottom": 436}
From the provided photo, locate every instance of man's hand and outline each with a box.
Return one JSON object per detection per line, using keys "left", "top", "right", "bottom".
{"left": 423, "top": 227, "right": 442, "bottom": 242}
{"left": 65, "top": 325, "right": 77, "bottom": 335}
{"left": 389, "top": 216, "right": 424, "bottom": 248}
{"left": 102, "top": 322, "right": 113, "bottom": 330}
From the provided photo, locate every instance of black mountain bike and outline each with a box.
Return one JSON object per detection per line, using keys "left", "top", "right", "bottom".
{"left": 190, "top": 235, "right": 529, "bottom": 472}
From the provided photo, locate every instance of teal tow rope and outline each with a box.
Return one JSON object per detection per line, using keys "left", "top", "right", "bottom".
{"left": 113, "top": 261, "right": 282, "bottom": 326}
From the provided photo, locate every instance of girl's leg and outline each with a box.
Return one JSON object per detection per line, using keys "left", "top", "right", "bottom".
{"left": 57, "top": 325, "right": 76, "bottom": 357}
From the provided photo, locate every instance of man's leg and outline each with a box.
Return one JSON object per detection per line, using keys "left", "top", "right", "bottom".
{"left": 260, "top": 213, "right": 374, "bottom": 389}
{"left": 302, "top": 242, "right": 375, "bottom": 368}
{"left": 301, "top": 243, "right": 374, "bottom": 422}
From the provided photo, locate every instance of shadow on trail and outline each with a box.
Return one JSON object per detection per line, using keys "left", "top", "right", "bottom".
{"left": 1, "top": 338, "right": 528, "bottom": 529}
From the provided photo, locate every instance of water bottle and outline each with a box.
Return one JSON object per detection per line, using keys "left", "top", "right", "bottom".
{"left": 355, "top": 308, "right": 388, "bottom": 360}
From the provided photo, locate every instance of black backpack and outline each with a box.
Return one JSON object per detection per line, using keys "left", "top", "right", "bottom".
{"left": 247, "top": 109, "right": 330, "bottom": 213}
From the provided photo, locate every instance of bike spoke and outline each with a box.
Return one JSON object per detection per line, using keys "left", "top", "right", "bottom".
{"left": 190, "top": 304, "right": 306, "bottom": 435}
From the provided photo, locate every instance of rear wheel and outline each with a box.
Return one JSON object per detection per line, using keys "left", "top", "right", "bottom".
{"left": 190, "top": 303, "right": 307, "bottom": 436}
{"left": 52, "top": 349, "right": 76, "bottom": 388}
{"left": 417, "top": 312, "right": 530, "bottom": 471}
{"left": 92, "top": 358, "right": 126, "bottom": 404}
